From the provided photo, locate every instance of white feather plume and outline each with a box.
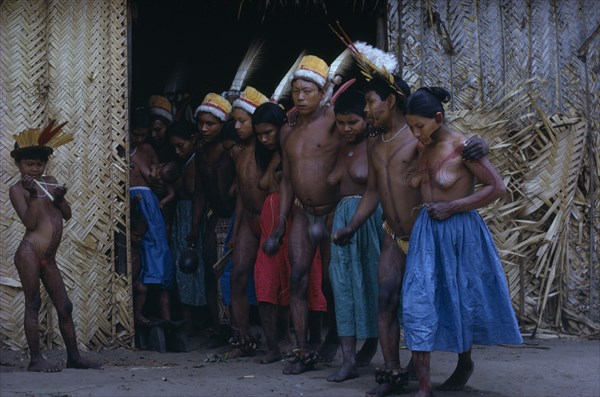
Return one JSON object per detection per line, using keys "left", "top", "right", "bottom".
{"left": 230, "top": 39, "right": 265, "bottom": 92}
{"left": 328, "top": 49, "right": 354, "bottom": 81}
{"left": 271, "top": 50, "right": 306, "bottom": 102}
{"left": 353, "top": 41, "right": 398, "bottom": 73}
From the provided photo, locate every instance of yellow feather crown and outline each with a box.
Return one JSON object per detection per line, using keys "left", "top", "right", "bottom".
{"left": 12, "top": 120, "right": 73, "bottom": 151}
{"left": 233, "top": 86, "right": 269, "bottom": 115}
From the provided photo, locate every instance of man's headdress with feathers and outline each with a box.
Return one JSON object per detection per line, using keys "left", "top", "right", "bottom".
{"left": 330, "top": 23, "right": 405, "bottom": 99}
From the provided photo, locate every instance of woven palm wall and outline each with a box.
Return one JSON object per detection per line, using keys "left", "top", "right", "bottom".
{"left": 387, "top": 0, "right": 599, "bottom": 335}
{"left": 0, "top": 0, "right": 132, "bottom": 350}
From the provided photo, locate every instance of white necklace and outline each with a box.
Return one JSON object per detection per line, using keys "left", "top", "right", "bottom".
{"left": 381, "top": 124, "right": 408, "bottom": 143}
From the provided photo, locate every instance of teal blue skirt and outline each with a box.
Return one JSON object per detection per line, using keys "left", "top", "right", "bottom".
{"left": 329, "top": 196, "right": 382, "bottom": 339}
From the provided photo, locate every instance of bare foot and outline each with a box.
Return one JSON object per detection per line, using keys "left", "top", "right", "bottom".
{"left": 437, "top": 360, "right": 474, "bottom": 391}
{"left": 28, "top": 358, "right": 62, "bottom": 373}
{"left": 254, "top": 350, "right": 281, "bottom": 364}
{"left": 66, "top": 356, "right": 103, "bottom": 370}
{"left": 366, "top": 383, "right": 395, "bottom": 397}
{"left": 327, "top": 363, "right": 359, "bottom": 382}
{"left": 356, "top": 338, "right": 378, "bottom": 367}
{"left": 317, "top": 340, "right": 339, "bottom": 363}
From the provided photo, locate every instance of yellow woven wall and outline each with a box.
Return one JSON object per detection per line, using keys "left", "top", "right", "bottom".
{"left": 0, "top": 0, "right": 132, "bottom": 350}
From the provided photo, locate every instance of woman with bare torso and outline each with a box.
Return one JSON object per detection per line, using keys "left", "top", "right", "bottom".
{"left": 167, "top": 121, "right": 206, "bottom": 332}
{"left": 224, "top": 87, "right": 270, "bottom": 358}
{"left": 326, "top": 90, "right": 382, "bottom": 383}
{"left": 403, "top": 87, "right": 522, "bottom": 397}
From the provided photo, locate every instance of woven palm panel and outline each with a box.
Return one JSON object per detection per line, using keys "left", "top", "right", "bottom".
{"left": 420, "top": 0, "right": 453, "bottom": 90}
{"left": 474, "top": 0, "right": 504, "bottom": 106}
{"left": 529, "top": 0, "right": 559, "bottom": 114}
{"left": 445, "top": 0, "right": 480, "bottom": 110}
{"left": 0, "top": 0, "right": 131, "bottom": 350}
{"left": 500, "top": 0, "right": 530, "bottom": 93}
{"left": 396, "top": 0, "right": 423, "bottom": 89}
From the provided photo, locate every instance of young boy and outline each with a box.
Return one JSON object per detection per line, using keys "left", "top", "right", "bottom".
{"left": 129, "top": 108, "right": 174, "bottom": 325}
{"left": 9, "top": 121, "right": 103, "bottom": 372}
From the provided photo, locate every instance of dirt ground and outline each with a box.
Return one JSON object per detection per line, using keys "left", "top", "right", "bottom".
{"left": 1, "top": 332, "right": 598, "bottom": 397}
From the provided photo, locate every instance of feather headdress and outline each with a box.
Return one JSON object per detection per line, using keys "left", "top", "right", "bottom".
{"left": 229, "top": 39, "right": 265, "bottom": 93}
{"left": 330, "top": 23, "right": 405, "bottom": 99}
{"left": 11, "top": 120, "right": 72, "bottom": 158}
{"left": 271, "top": 50, "right": 306, "bottom": 103}
{"left": 323, "top": 48, "right": 355, "bottom": 105}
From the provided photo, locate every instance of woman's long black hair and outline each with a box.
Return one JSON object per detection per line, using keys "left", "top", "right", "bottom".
{"left": 252, "top": 102, "right": 286, "bottom": 174}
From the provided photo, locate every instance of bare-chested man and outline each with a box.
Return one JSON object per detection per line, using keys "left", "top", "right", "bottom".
{"left": 190, "top": 93, "right": 236, "bottom": 338}
{"left": 263, "top": 55, "right": 341, "bottom": 374}
{"left": 332, "top": 74, "right": 488, "bottom": 396}
{"left": 224, "top": 87, "right": 270, "bottom": 357}
{"left": 9, "top": 121, "right": 103, "bottom": 372}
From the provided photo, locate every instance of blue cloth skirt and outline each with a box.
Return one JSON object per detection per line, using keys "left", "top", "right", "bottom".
{"left": 130, "top": 187, "right": 173, "bottom": 287}
{"left": 403, "top": 209, "right": 522, "bottom": 353}
{"left": 170, "top": 200, "right": 206, "bottom": 306}
{"left": 330, "top": 196, "right": 382, "bottom": 339}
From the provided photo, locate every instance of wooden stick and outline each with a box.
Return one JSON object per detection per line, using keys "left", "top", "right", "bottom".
{"left": 34, "top": 179, "right": 54, "bottom": 201}
{"left": 212, "top": 249, "right": 233, "bottom": 277}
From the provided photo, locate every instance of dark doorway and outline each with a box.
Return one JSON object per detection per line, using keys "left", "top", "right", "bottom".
{"left": 131, "top": 0, "right": 381, "bottom": 110}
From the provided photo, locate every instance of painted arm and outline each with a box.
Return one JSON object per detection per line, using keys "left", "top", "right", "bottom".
{"left": 228, "top": 181, "right": 243, "bottom": 250}
{"left": 263, "top": 131, "right": 292, "bottom": 255}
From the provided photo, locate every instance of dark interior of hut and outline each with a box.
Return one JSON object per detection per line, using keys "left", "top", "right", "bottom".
{"left": 130, "top": 0, "right": 380, "bottom": 111}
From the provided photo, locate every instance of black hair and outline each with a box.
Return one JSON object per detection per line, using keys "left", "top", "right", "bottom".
{"left": 166, "top": 120, "right": 196, "bottom": 141}
{"left": 10, "top": 144, "right": 53, "bottom": 163}
{"left": 333, "top": 89, "right": 366, "bottom": 118}
{"left": 406, "top": 87, "right": 451, "bottom": 118}
{"left": 365, "top": 74, "right": 411, "bottom": 114}
{"left": 160, "top": 161, "right": 182, "bottom": 184}
{"left": 252, "top": 102, "right": 286, "bottom": 173}
{"left": 220, "top": 119, "right": 238, "bottom": 142}
{"left": 132, "top": 107, "right": 150, "bottom": 129}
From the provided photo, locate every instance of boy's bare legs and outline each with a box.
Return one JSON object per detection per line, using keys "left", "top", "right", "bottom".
{"left": 40, "top": 259, "right": 103, "bottom": 370}
{"left": 15, "top": 244, "right": 62, "bottom": 372}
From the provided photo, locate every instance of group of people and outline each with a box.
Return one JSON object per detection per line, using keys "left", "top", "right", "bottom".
{"left": 9, "top": 39, "right": 522, "bottom": 397}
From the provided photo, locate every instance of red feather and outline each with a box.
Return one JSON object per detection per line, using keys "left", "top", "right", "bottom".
{"left": 38, "top": 120, "right": 67, "bottom": 146}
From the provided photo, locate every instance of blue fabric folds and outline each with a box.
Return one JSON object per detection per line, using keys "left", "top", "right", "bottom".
{"left": 330, "top": 196, "right": 382, "bottom": 339}
{"left": 403, "top": 209, "right": 522, "bottom": 353}
{"left": 130, "top": 187, "right": 173, "bottom": 287}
